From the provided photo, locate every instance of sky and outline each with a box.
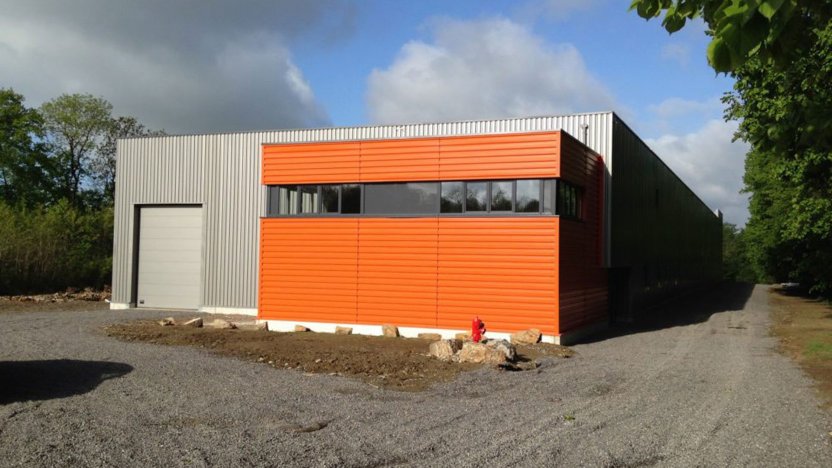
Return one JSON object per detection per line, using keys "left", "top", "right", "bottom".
{"left": 0, "top": 0, "right": 749, "bottom": 225}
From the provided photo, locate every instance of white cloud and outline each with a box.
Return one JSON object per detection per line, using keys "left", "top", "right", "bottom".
{"left": 366, "top": 17, "right": 615, "bottom": 124}
{"left": 0, "top": 1, "right": 354, "bottom": 133}
{"left": 648, "top": 96, "right": 723, "bottom": 120}
{"left": 645, "top": 119, "right": 749, "bottom": 226}
{"left": 660, "top": 42, "right": 691, "bottom": 67}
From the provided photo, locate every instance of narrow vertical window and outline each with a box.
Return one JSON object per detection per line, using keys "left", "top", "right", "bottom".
{"left": 515, "top": 179, "right": 541, "bottom": 213}
{"left": 278, "top": 186, "right": 298, "bottom": 215}
{"left": 321, "top": 185, "right": 339, "bottom": 213}
{"left": 300, "top": 185, "right": 318, "bottom": 214}
{"left": 341, "top": 184, "right": 361, "bottom": 213}
{"left": 490, "top": 181, "right": 513, "bottom": 211}
{"left": 543, "top": 179, "right": 556, "bottom": 214}
{"left": 466, "top": 181, "right": 487, "bottom": 212}
{"left": 440, "top": 181, "right": 464, "bottom": 213}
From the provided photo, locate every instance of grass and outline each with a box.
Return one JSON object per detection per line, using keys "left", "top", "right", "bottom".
{"left": 769, "top": 286, "right": 832, "bottom": 408}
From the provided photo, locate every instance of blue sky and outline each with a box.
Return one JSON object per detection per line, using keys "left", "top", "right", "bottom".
{"left": 0, "top": 0, "right": 748, "bottom": 224}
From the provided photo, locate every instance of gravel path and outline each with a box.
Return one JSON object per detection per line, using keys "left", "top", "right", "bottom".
{"left": 1, "top": 284, "right": 830, "bottom": 467}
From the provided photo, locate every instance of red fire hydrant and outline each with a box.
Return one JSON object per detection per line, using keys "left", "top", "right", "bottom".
{"left": 471, "top": 317, "right": 486, "bottom": 343}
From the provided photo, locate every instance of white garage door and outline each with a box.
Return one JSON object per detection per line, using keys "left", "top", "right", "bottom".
{"left": 137, "top": 206, "right": 202, "bottom": 309}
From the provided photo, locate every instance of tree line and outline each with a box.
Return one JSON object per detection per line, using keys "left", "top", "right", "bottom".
{"left": 0, "top": 89, "right": 162, "bottom": 294}
{"left": 632, "top": 1, "right": 832, "bottom": 295}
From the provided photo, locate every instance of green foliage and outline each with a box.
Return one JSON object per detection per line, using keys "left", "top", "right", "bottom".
{"left": 93, "top": 116, "right": 165, "bottom": 201}
{"left": 722, "top": 223, "right": 762, "bottom": 282}
{"left": 0, "top": 199, "right": 113, "bottom": 294}
{"left": 629, "top": 0, "right": 830, "bottom": 72}
{"left": 40, "top": 94, "right": 114, "bottom": 206}
{"left": 0, "top": 88, "right": 52, "bottom": 207}
{"left": 725, "top": 17, "right": 832, "bottom": 295}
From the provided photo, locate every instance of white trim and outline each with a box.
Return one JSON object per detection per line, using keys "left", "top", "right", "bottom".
{"left": 263, "top": 320, "right": 558, "bottom": 344}
{"left": 198, "top": 306, "right": 258, "bottom": 316}
{"left": 109, "top": 302, "right": 130, "bottom": 310}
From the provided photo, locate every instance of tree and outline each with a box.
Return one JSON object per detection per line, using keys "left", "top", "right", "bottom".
{"left": 92, "top": 116, "right": 165, "bottom": 202}
{"left": 722, "top": 223, "right": 760, "bottom": 283}
{"left": 40, "top": 94, "right": 113, "bottom": 206}
{"left": 0, "top": 88, "right": 51, "bottom": 206}
{"left": 629, "top": 1, "right": 831, "bottom": 72}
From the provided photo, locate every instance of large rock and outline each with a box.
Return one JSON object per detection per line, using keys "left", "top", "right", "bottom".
{"left": 418, "top": 333, "right": 442, "bottom": 341}
{"left": 382, "top": 324, "right": 399, "bottom": 337}
{"left": 158, "top": 317, "right": 176, "bottom": 327}
{"left": 511, "top": 328, "right": 541, "bottom": 345}
{"left": 294, "top": 325, "right": 310, "bottom": 332}
{"left": 484, "top": 339, "right": 516, "bottom": 361}
{"left": 236, "top": 321, "right": 268, "bottom": 331}
{"left": 335, "top": 326, "right": 353, "bottom": 335}
{"left": 428, "top": 340, "right": 462, "bottom": 362}
{"left": 182, "top": 317, "right": 203, "bottom": 328}
{"left": 455, "top": 332, "right": 471, "bottom": 341}
{"left": 458, "top": 342, "right": 507, "bottom": 365}
{"left": 207, "top": 318, "right": 236, "bottom": 329}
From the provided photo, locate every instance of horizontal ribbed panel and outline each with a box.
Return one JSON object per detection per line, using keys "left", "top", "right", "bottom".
{"left": 360, "top": 139, "right": 440, "bottom": 182}
{"left": 437, "top": 218, "right": 558, "bottom": 335}
{"left": 438, "top": 132, "right": 560, "bottom": 180}
{"left": 258, "top": 217, "right": 559, "bottom": 334}
{"left": 558, "top": 134, "right": 608, "bottom": 332}
{"left": 357, "top": 219, "right": 438, "bottom": 327}
{"left": 259, "top": 219, "right": 358, "bottom": 323}
{"left": 262, "top": 142, "right": 360, "bottom": 184}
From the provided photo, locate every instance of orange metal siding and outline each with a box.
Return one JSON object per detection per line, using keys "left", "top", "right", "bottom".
{"left": 558, "top": 133, "right": 608, "bottom": 333}
{"left": 259, "top": 218, "right": 358, "bottom": 323}
{"left": 359, "top": 139, "right": 440, "bottom": 182}
{"left": 436, "top": 218, "right": 559, "bottom": 335}
{"left": 357, "top": 218, "right": 438, "bottom": 327}
{"left": 438, "top": 132, "right": 560, "bottom": 180}
{"left": 262, "top": 141, "right": 360, "bottom": 184}
{"left": 263, "top": 132, "right": 560, "bottom": 184}
{"left": 259, "top": 217, "right": 559, "bottom": 334}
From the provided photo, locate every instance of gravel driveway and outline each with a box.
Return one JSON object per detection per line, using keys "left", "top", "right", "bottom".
{"left": 1, "top": 284, "right": 830, "bottom": 467}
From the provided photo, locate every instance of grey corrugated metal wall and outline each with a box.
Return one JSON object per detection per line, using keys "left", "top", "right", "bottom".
{"left": 609, "top": 115, "right": 722, "bottom": 317}
{"left": 111, "top": 112, "right": 672, "bottom": 311}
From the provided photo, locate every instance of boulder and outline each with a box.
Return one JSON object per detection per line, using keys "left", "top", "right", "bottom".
{"left": 294, "top": 325, "right": 310, "bottom": 332}
{"left": 182, "top": 317, "right": 203, "bottom": 328}
{"left": 335, "top": 326, "right": 352, "bottom": 335}
{"left": 458, "top": 342, "right": 507, "bottom": 365}
{"left": 484, "top": 339, "right": 516, "bottom": 361}
{"left": 511, "top": 328, "right": 541, "bottom": 345}
{"left": 455, "top": 332, "right": 471, "bottom": 341}
{"left": 417, "top": 333, "right": 442, "bottom": 341}
{"left": 208, "top": 318, "right": 236, "bottom": 329}
{"left": 428, "top": 340, "right": 459, "bottom": 362}
{"left": 382, "top": 324, "right": 399, "bottom": 338}
{"left": 236, "top": 321, "right": 268, "bottom": 331}
{"left": 158, "top": 317, "right": 176, "bottom": 327}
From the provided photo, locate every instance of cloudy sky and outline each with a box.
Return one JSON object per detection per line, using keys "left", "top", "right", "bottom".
{"left": 0, "top": 0, "right": 749, "bottom": 225}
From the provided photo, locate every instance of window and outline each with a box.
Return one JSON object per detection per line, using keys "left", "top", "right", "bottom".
{"left": 321, "top": 185, "right": 339, "bottom": 213}
{"left": 277, "top": 186, "right": 298, "bottom": 215}
{"left": 265, "top": 178, "right": 573, "bottom": 217}
{"left": 542, "top": 179, "right": 556, "bottom": 214}
{"left": 556, "top": 181, "right": 582, "bottom": 219}
{"left": 341, "top": 184, "right": 361, "bottom": 213}
{"left": 300, "top": 185, "right": 318, "bottom": 214}
{"left": 440, "top": 181, "right": 464, "bottom": 213}
{"left": 490, "top": 181, "right": 513, "bottom": 211}
{"left": 466, "top": 182, "right": 487, "bottom": 212}
{"left": 364, "top": 182, "right": 438, "bottom": 214}
{"left": 516, "top": 179, "right": 540, "bottom": 213}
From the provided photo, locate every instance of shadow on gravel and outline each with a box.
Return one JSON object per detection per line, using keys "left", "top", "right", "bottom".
{"left": 580, "top": 282, "right": 756, "bottom": 344}
{"left": 0, "top": 359, "right": 133, "bottom": 404}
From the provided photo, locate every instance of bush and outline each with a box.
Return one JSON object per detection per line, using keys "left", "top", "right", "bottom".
{"left": 0, "top": 200, "right": 113, "bottom": 294}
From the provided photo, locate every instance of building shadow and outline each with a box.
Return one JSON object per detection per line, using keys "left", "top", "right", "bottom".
{"left": 0, "top": 359, "right": 133, "bottom": 404}
{"left": 578, "top": 282, "right": 757, "bottom": 344}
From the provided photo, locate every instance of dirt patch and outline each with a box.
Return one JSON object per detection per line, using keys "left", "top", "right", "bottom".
{"left": 770, "top": 287, "right": 832, "bottom": 408}
{"left": 0, "top": 298, "right": 109, "bottom": 314}
{"left": 103, "top": 321, "right": 573, "bottom": 391}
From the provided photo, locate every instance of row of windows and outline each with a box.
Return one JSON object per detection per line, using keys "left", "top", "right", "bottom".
{"left": 267, "top": 179, "right": 583, "bottom": 219}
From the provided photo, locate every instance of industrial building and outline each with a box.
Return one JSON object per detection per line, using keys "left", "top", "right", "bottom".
{"left": 110, "top": 113, "right": 721, "bottom": 344}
